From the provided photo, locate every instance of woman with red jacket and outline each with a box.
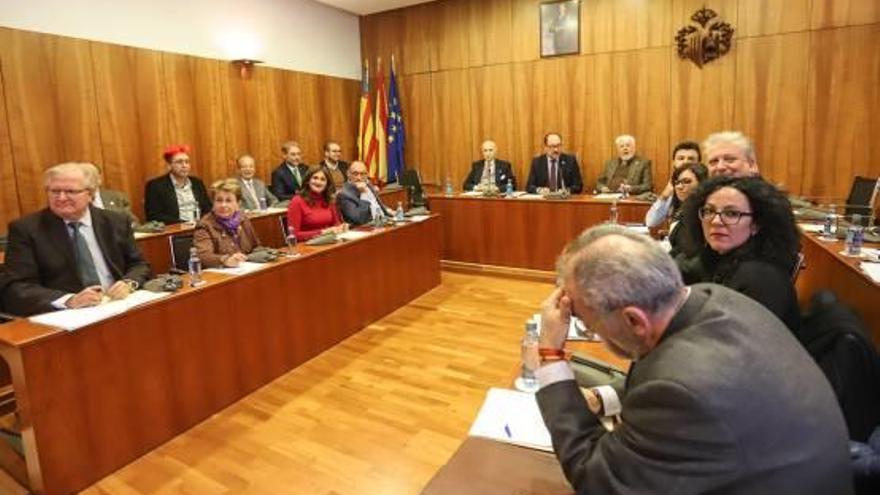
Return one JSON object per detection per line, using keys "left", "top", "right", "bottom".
{"left": 286, "top": 166, "right": 347, "bottom": 241}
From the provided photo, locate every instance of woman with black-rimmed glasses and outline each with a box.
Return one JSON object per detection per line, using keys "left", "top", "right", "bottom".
{"left": 676, "top": 176, "right": 802, "bottom": 334}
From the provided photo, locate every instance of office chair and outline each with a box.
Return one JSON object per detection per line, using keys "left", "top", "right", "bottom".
{"left": 399, "top": 168, "right": 427, "bottom": 208}
{"left": 168, "top": 233, "right": 194, "bottom": 272}
{"left": 0, "top": 235, "right": 6, "bottom": 252}
{"left": 844, "top": 176, "right": 879, "bottom": 224}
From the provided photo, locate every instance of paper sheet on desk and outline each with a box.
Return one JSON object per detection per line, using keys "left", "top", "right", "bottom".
{"left": 29, "top": 290, "right": 170, "bottom": 331}
{"left": 469, "top": 388, "right": 553, "bottom": 452}
{"left": 798, "top": 223, "right": 825, "bottom": 233}
{"left": 408, "top": 215, "right": 431, "bottom": 222}
{"left": 337, "top": 230, "right": 372, "bottom": 241}
{"left": 460, "top": 191, "right": 483, "bottom": 197}
{"left": 861, "top": 262, "right": 880, "bottom": 283}
{"left": 204, "top": 261, "right": 270, "bottom": 276}
{"left": 593, "top": 193, "right": 623, "bottom": 200}
{"left": 519, "top": 194, "right": 545, "bottom": 200}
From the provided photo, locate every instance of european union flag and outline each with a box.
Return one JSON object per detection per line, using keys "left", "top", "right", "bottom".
{"left": 386, "top": 63, "right": 405, "bottom": 183}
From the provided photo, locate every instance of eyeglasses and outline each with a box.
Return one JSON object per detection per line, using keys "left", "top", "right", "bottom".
{"left": 673, "top": 178, "right": 694, "bottom": 186}
{"left": 47, "top": 188, "right": 88, "bottom": 197}
{"left": 698, "top": 206, "right": 753, "bottom": 225}
{"left": 171, "top": 158, "right": 190, "bottom": 165}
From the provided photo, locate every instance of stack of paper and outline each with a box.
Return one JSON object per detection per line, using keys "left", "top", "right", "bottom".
{"left": 29, "top": 290, "right": 170, "bottom": 331}
{"left": 338, "top": 230, "right": 372, "bottom": 241}
{"left": 469, "top": 387, "right": 553, "bottom": 452}
{"left": 204, "top": 261, "right": 270, "bottom": 276}
{"left": 408, "top": 215, "right": 431, "bottom": 222}
{"left": 593, "top": 193, "right": 623, "bottom": 200}
{"left": 861, "top": 262, "right": 880, "bottom": 284}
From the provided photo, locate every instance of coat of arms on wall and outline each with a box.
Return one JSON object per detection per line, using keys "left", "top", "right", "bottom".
{"left": 675, "top": 7, "right": 735, "bottom": 68}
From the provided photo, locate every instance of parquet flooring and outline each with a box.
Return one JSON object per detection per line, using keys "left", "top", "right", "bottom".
{"left": 83, "top": 271, "right": 555, "bottom": 494}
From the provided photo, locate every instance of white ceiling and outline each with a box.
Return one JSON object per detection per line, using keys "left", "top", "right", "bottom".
{"left": 313, "top": 0, "right": 436, "bottom": 16}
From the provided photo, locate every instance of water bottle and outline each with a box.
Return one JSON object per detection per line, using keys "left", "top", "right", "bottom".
{"left": 823, "top": 204, "right": 836, "bottom": 237}
{"left": 506, "top": 178, "right": 513, "bottom": 197}
{"left": 520, "top": 321, "right": 540, "bottom": 391}
{"left": 847, "top": 214, "right": 864, "bottom": 256}
{"left": 284, "top": 224, "right": 298, "bottom": 257}
{"left": 444, "top": 176, "right": 453, "bottom": 196}
{"left": 258, "top": 196, "right": 268, "bottom": 211}
{"left": 395, "top": 201, "right": 405, "bottom": 222}
{"left": 609, "top": 198, "right": 619, "bottom": 224}
{"left": 620, "top": 183, "right": 629, "bottom": 199}
{"left": 188, "top": 246, "right": 203, "bottom": 286}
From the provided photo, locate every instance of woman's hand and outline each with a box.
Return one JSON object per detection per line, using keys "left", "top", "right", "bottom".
{"left": 223, "top": 252, "right": 248, "bottom": 267}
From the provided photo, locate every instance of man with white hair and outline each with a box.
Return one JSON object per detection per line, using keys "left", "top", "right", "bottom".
{"left": 2, "top": 162, "right": 151, "bottom": 316}
{"left": 596, "top": 134, "right": 653, "bottom": 194}
{"left": 533, "top": 224, "right": 852, "bottom": 494}
{"left": 462, "top": 140, "right": 516, "bottom": 191}
{"left": 703, "top": 130, "right": 760, "bottom": 178}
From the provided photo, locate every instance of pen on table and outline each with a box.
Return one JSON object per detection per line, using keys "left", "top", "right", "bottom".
{"left": 503, "top": 424, "right": 512, "bottom": 438}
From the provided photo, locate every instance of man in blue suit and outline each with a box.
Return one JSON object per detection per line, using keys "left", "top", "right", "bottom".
{"left": 270, "top": 141, "right": 310, "bottom": 201}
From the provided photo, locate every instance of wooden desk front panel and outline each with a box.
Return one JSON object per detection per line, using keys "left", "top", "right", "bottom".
{"left": 429, "top": 195, "right": 650, "bottom": 271}
{"left": 796, "top": 233, "right": 880, "bottom": 345}
{"left": 2, "top": 217, "right": 441, "bottom": 494}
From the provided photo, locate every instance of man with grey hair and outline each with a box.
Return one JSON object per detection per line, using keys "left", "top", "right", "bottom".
{"left": 596, "top": 134, "right": 653, "bottom": 194}
{"left": 534, "top": 224, "right": 851, "bottom": 493}
{"left": 271, "top": 140, "right": 310, "bottom": 201}
{"left": 2, "top": 162, "right": 151, "bottom": 316}
{"left": 703, "top": 130, "right": 759, "bottom": 178}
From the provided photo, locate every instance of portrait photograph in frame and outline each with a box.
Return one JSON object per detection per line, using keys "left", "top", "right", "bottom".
{"left": 540, "top": 0, "right": 580, "bottom": 57}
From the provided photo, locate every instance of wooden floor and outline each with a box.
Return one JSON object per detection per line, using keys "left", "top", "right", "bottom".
{"left": 83, "top": 271, "right": 555, "bottom": 494}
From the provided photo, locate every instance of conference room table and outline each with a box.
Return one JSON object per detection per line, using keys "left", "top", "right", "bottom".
{"left": 0, "top": 215, "right": 440, "bottom": 494}
{"left": 427, "top": 193, "right": 652, "bottom": 272}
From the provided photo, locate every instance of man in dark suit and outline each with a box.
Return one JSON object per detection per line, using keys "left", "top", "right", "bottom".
{"left": 319, "top": 140, "right": 349, "bottom": 191}
{"left": 525, "top": 133, "right": 583, "bottom": 194}
{"left": 462, "top": 140, "right": 516, "bottom": 191}
{"left": 3, "top": 162, "right": 152, "bottom": 316}
{"left": 93, "top": 164, "right": 139, "bottom": 226}
{"left": 532, "top": 224, "right": 852, "bottom": 494}
{"left": 144, "top": 144, "right": 211, "bottom": 224}
{"left": 271, "top": 140, "right": 310, "bottom": 201}
{"left": 596, "top": 134, "right": 653, "bottom": 194}
{"left": 338, "top": 161, "right": 391, "bottom": 226}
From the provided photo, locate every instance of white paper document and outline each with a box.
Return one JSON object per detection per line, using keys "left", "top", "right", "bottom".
{"left": 408, "top": 215, "right": 431, "bottom": 222}
{"left": 29, "top": 290, "right": 170, "bottom": 331}
{"left": 460, "top": 191, "right": 483, "bottom": 197}
{"left": 593, "top": 193, "right": 623, "bottom": 200}
{"left": 469, "top": 387, "right": 553, "bottom": 452}
{"left": 861, "top": 262, "right": 880, "bottom": 283}
{"left": 519, "top": 194, "right": 545, "bottom": 200}
{"left": 798, "top": 223, "right": 825, "bottom": 234}
{"left": 204, "top": 261, "right": 270, "bottom": 276}
{"left": 338, "top": 230, "right": 372, "bottom": 241}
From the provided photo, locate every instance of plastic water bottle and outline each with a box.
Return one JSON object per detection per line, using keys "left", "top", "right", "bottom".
{"left": 847, "top": 214, "right": 864, "bottom": 256}
{"left": 395, "top": 201, "right": 405, "bottom": 221}
{"left": 823, "top": 204, "right": 837, "bottom": 237}
{"left": 521, "top": 321, "right": 540, "bottom": 390}
{"left": 258, "top": 196, "right": 268, "bottom": 211}
{"left": 284, "top": 225, "right": 298, "bottom": 257}
{"left": 506, "top": 178, "right": 513, "bottom": 197}
{"left": 188, "top": 246, "right": 203, "bottom": 286}
{"left": 444, "top": 176, "right": 453, "bottom": 196}
{"left": 609, "top": 198, "right": 619, "bottom": 224}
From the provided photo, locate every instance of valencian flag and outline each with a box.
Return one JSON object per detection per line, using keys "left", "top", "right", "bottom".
{"left": 373, "top": 57, "right": 389, "bottom": 183}
{"left": 357, "top": 60, "right": 378, "bottom": 174}
{"left": 386, "top": 56, "right": 405, "bottom": 183}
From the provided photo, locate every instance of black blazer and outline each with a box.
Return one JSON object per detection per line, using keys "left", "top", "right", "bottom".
{"left": 462, "top": 160, "right": 516, "bottom": 191}
{"left": 144, "top": 174, "right": 211, "bottom": 225}
{"left": 2, "top": 207, "right": 152, "bottom": 316}
{"left": 525, "top": 154, "right": 583, "bottom": 194}
{"left": 271, "top": 162, "right": 310, "bottom": 201}
{"left": 337, "top": 182, "right": 391, "bottom": 226}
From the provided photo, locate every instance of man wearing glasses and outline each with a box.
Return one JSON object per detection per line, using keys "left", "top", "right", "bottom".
{"left": 338, "top": 161, "right": 390, "bottom": 226}
{"left": 2, "top": 162, "right": 151, "bottom": 316}
{"left": 144, "top": 144, "right": 212, "bottom": 224}
{"left": 532, "top": 224, "right": 850, "bottom": 494}
{"left": 525, "top": 132, "right": 583, "bottom": 194}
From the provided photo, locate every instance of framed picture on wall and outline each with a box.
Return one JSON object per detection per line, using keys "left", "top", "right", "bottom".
{"left": 540, "top": 0, "right": 580, "bottom": 57}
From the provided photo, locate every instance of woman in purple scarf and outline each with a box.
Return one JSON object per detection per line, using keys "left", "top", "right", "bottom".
{"left": 193, "top": 178, "right": 261, "bottom": 268}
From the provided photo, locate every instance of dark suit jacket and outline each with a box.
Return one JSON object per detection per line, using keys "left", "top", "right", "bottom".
{"left": 462, "top": 160, "right": 516, "bottom": 191}
{"left": 525, "top": 154, "right": 583, "bottom": 194}
{"left": 2, "top": 207, "right": 152, "bottom": 316}
{"left": 98, "top": 188, "right": 139, "bottom": 225}
{"left": 320, "top": 160, "right": 349, "bottom": 177}
{"left": 144, "top": 174, "right": 211, "bottom": 225}
{"left": 596, "top": 155, "right": 653, "bottom": 194}
{"left": 537, "top": 284, "right": 852, "bottom": 495}
{"left": 337, "top": 182, "right": 390, "bottom": 226}
{"left": 271, "top": 162, "right": 310, "bottom": 201}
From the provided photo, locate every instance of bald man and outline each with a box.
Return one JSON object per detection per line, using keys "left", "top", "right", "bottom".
{"left": 338, "top": 161, "right": 391, "bottom": 226}
{"left": 462, "top": 140, "right": 516, "bottom": 191}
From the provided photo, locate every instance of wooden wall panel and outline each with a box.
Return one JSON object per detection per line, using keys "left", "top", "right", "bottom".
{"left": 320, "top": 75, "right": 360, "bottom": 162}
{"left": 734, "top": 33, "right": 810, "bottom": 194}
{"left": 403, "top": 4, "right": 433, "bottom": 74}
{"left": 90, "top": 44, "right": 170, "bottom": 220}
{"left": 565, "top": 54, "right": 613, "bottom": 191}
{"left": 430, "top": 70, "right": 473, "bottom": 187}
{"left": 0, "top": 55, "right": 21, "bottom": 234}
{"left": 400, "top": 73, "right": 436, "bottom": 181}
{"left": 286, "top": 72, "right": 324, "bottom": 165}
{"left": 804, "top": 24, "right": 880, "bottom": 202}
{"left": 467, "top": 0, "right": 514, "bottom": 67}
{"left": 811, "top": 0, "right": 880, "bottom": 29}
{"left": 610, "top": 48, "right": 671, "bottom": 192}
{"left": 738, "top": 0, "right": 811, "bottom": 37}
{"left": 0, "top": 28, "right": 104, "bottom": 215}
{"left": 468, "top": 64, "right": 517, "bottom": 176}
{"left": 430, "top": 0, "right": 471, "bottom": 71}
{"left": 585, "top": 0, "right": 672, "bottom": 54}
{"left": 510, "top": 0, "right": 540, "bottom": 62}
